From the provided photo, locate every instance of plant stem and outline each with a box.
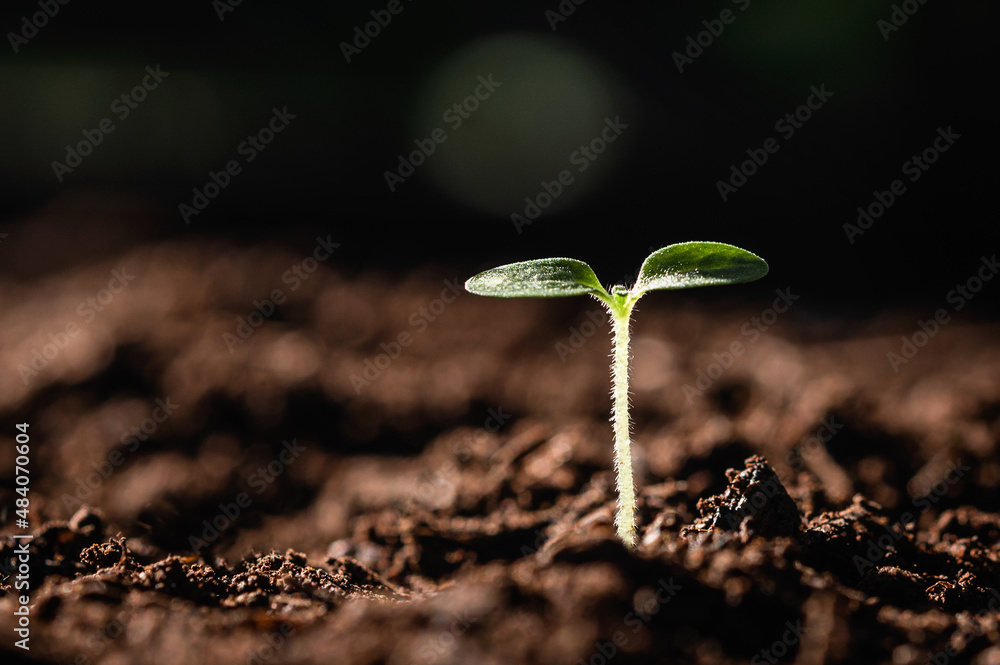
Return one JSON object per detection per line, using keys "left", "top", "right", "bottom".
{"left": 610, "top": 307, "right": 636, "bottom": 548}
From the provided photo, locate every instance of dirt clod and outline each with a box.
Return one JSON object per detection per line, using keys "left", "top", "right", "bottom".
{"left": 2, "top": 244, "right": 1000, "bottom": 664}
{"left": 683, "top": 455, "right": 803, "bottom": 544}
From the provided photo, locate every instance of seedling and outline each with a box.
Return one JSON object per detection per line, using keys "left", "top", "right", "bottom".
{"left": 465, "top": 242, "right": 768, "bottom": 548}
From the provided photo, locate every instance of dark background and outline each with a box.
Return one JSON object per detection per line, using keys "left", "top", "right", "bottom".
{"left": 0, "top": 1, "right": 995, "bottom": 316}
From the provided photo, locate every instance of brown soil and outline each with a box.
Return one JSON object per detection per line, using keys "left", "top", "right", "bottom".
{"left": 2, "top": 239, "right": 1000, "bottom": 664}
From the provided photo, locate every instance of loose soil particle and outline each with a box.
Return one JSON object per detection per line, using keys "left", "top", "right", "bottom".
{"left": 2, "top": 241, "right": 1000, "bottom": 664}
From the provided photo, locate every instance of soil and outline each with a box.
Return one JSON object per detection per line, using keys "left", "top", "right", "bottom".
{"left": 2, "top": 239, "right": 1000, "bottom": 664}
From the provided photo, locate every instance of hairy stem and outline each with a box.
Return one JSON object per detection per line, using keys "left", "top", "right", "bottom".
{"left": 610, "top": 308, "right": 636, "bottom": 548}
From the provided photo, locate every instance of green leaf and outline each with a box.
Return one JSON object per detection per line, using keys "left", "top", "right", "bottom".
{"left": 465, "top": 257, "right": 612, "bottom": 301}
{"left": 633, "top": 241, "right": 768, "bottom": 295}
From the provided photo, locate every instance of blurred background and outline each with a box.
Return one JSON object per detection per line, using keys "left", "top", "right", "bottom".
{"left": 0, "top": 0, "right": 995, "bottom": 314}
{"left": 1, "top": 9, "right": 999, "bottom": 663}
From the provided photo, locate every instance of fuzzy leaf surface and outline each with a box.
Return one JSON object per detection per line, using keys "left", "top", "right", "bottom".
{"left": 634, "top": 242, "right": 768, "bottom": 295}
{"left": 465, "top": 258, "right": 610, "bottom": 300}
